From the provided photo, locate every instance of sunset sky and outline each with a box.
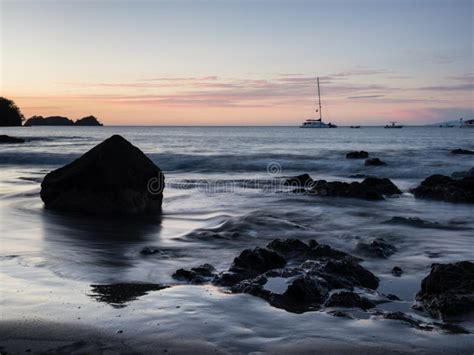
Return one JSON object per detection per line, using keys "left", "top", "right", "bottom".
{"left": 1, "top": 0, "right": 472, "bottom": 125}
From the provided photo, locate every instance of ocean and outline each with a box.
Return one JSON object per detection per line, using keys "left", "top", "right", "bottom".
{"left": 1, "top": 126, "right": 473, "bottom": 353}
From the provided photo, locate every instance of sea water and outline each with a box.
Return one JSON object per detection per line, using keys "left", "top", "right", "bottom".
{"left": 0, "top": 126, "right": 473, "bottom": 352}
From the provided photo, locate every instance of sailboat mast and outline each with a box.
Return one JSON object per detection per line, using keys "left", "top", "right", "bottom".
{"left": 317, "top": 77, "right": 322, "bottom": 121}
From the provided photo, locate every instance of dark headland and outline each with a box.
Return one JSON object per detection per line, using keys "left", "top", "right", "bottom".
{"left": 24, "top": 115, "right": 103, "bottom": 126}
{"left": 0, "top": 96, "right": 103, "bottom": 127}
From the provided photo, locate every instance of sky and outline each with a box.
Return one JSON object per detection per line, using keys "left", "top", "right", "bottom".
{"left": 0, "top": 0, "right": 472, "bottom": 125}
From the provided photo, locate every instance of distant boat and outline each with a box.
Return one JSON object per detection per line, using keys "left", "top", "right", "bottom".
{"left": 384, "top": 121, "right": 403, "bottom": 129}
{"left": 460, "top": 118, "right": 474, "bottom": 128}
{"left": 350, "top": 125, "right": 361, "bottom": 128}
{"left": 439, "top": 124, "right": 454, "bottom": 128}
{"left": 300, "top": 77, "right": 337, "bottom": 128}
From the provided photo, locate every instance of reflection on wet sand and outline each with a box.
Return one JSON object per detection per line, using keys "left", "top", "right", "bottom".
{"left": 89, "top": 283, "right": 169, "bottom": 308}
{"left": 39, "top": 208, "right": 163, "bottom": 281}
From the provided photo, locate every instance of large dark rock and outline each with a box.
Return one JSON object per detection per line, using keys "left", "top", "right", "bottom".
{"left": 24, "top": 115, "right": 74, "bottom": 126}
{"left": 229, "top": 247, "right": 286, "bottom": 277}
{"left": 75, "top": 115, "right": 103, "bottom": 126}
{"left": 40, "top": 135, "right": 164, "bottom": 215}
{"left": 415, "top": 261, "right": 474, "bottom": 318}
{"left": 346, "top": 151, "right": 369, "bottom": 159}
{"left": 411, "top": 174, "right": 474, "bottom": 203}
{"left": 310, "top": 177, "right": 401, "bottom": 200}
{"left": 0, "top": 135, "right": 25, "bottom": 144}
{"left": 365, "top": 158, "right": 386, "bottom": 166}
{"left": 451, "top": 149, "right": 474, "bottom": 155}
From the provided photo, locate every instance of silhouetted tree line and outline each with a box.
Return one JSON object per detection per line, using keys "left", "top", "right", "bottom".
{"left": 0, "top": 97, "right": 24, "bottom": 126}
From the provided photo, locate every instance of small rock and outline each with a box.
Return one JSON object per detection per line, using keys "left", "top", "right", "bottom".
{"left": 451, "top": 148, "right": 474, "bottom": 155}
{"left": 391, "top": 266, "right": 403, "bottom": 277}
{"left": 310, "top": 177, "right": 401, "bottom": 200}
{"left": 364, "top": 158, "right": 386, "bottom": 166}
{"left": 346, "top": 151, "right": 369, "bottom": 159}
{"left": 140, "top": 247, "right": 162, "bottom": 255}
{"left": 0, "top": 135, "right": 25, "bottom": 144}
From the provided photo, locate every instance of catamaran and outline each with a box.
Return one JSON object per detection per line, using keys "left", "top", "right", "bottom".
{"left": 384, "top": 121, "right": 403, "bottom": 129}
{"left": 300, "top": 77, "right": 337, "bottom": 128}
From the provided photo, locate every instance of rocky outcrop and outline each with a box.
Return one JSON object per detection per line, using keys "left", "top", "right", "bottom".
{"left": 174, "top": 238, "right": 379, "bottom": 313}
{"left": 0, "top": 135, "right": 25, "bottom": 144}
{"left": 451, "top": 149, "right": 474, "bottom": 155}
{"left": 24, "top": 115, "right": 103, "bottom": 126}
{"left": 365, "top": 158, "right": 386, "bottom": 166}
{"left": 310, "top": 177, "right": 401, "bottom": 200}
{"left": 415, "top": 261, "right": 474, "bottom": 318}
{"left": 411, "top": 174, "right": 474, "bottom": 203}
{"left": 24, "top": 115, "right": 74, "bottom": 126}
{"left": 346, "top": 151, "right": 369, "bottom": 159}
{"left": 75, "top": 115, "right": 103, "bottom": 126}
{"left": 40, "top": 135, "right": 164, "bottom": 215}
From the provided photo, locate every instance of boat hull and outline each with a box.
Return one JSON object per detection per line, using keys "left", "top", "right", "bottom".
{"left": 300, "top": 125, "right": 337, "bottom": 128}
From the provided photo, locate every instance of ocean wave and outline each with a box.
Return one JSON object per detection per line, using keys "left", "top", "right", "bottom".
{"left": 0, "top": 151, "right": 472, "bottom": 180}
